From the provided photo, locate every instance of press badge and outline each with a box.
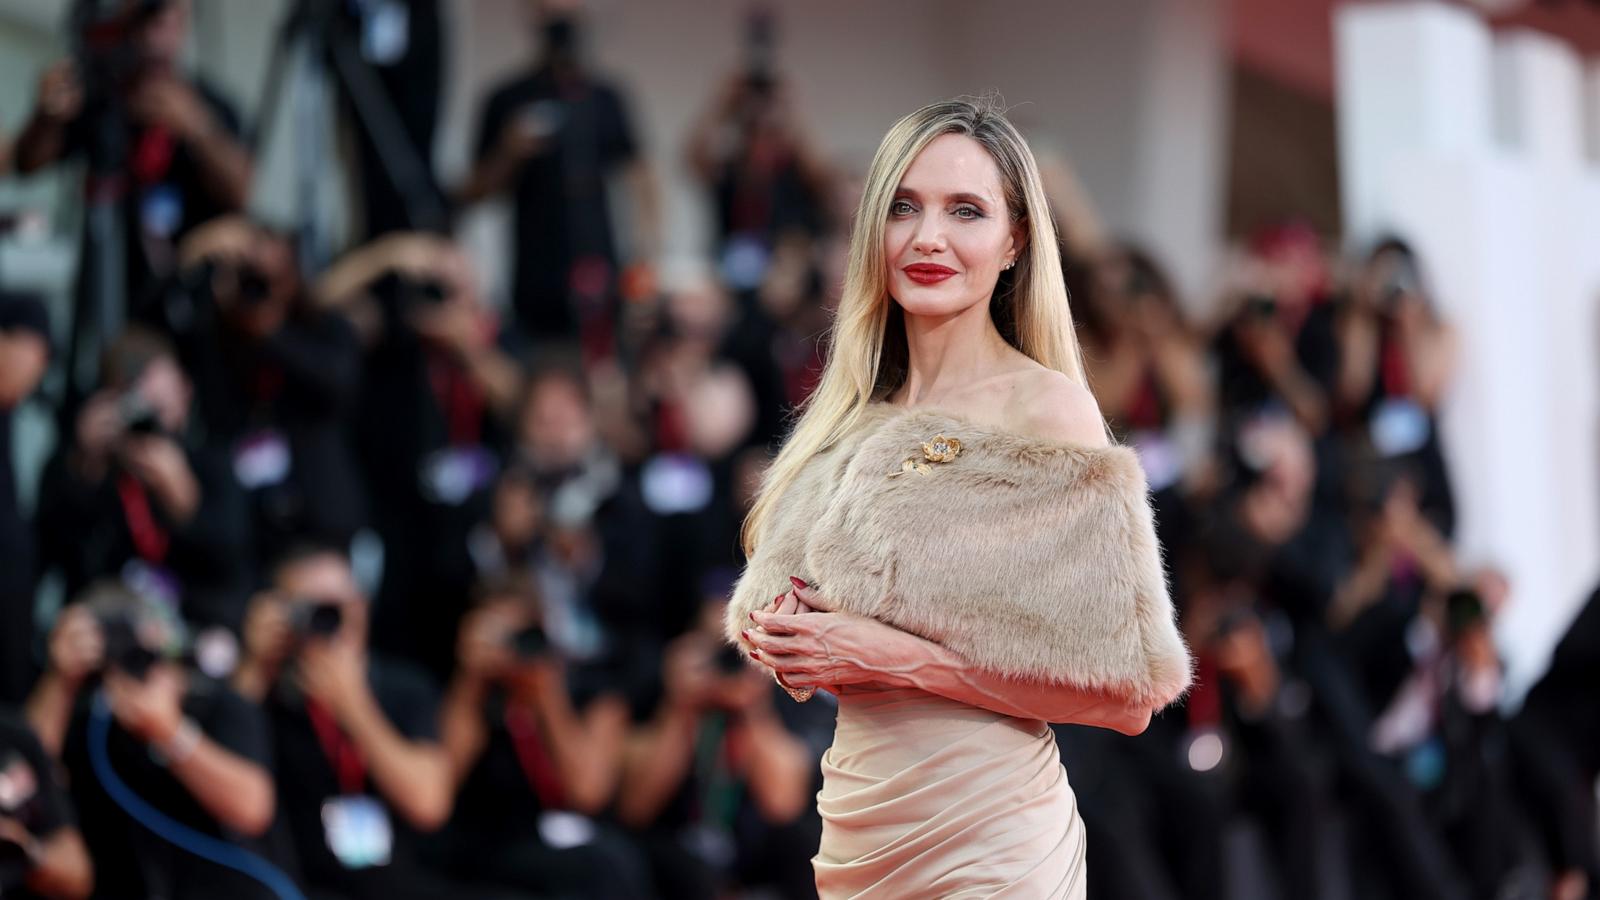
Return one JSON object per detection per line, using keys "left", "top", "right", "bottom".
{"left": 321, "top": 795, "right": 393, "bottom": 869}
{"left": 1369, "top": 397, "right": 1430, "bottom": 457}
{"left": 537, "top": 810, "right": 596, "bottom": 850}
{"left": 234, "top": 430, "right": 292, "bottom": 489}
{"left": 418, "top": 446, "right": 496, "bottom": 506}
{"left": 140, "top": 184, "right": 184, "bottom": 239}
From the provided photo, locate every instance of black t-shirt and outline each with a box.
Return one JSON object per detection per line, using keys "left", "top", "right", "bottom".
{"left": 0, "top": 711, "right": 75, "bottom": 895}
{"left": 444, "top": 665, "right": 619, "bottom": 846}
{"left": 59, "top": 676, "right": 278, "bottom": 900}
{"left": 471, "top": 66, "right": 639, "bottom": 337}
{"left": 64, "top": 77, "right": 244, "bottom": 319}
{"left": 265, "top": 655, "right": 441, "bottom": 893}
{"left": 35, "top": 436, "right": 255, "bottom": 633}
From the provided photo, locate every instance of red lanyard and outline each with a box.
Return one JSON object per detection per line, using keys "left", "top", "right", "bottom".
{"left": 425, "top": 353, "right": 484, "bottom": 447}
{"left": 503, "top": 704, "right": 566, "bottom": 810}
{"left": 116, "top": 473, "right": 170, "bottom": 564}
{"left": 307, "top": 700, "right": 366, "bottom": 795}
{"left": 131, "top": 126, "right": 176, "bottom": 186}
{"left": 1380, "top": 332, "right": 1411, "bottom": 398}
{"left": 1186, "top": 654, "right": 1222, "bottom": 728}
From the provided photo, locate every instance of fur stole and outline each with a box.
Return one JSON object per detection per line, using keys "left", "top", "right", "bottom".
{"left": 725, "top": 401, "right": 1193, "bottom": 710}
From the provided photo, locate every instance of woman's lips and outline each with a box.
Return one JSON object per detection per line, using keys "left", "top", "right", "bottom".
{"left": 903, "top": 263, "right": 958, "bottom": 285}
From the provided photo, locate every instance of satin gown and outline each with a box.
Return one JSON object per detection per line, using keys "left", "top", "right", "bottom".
{"left": 812, "top": 685, "right": 1088, "bottom": 898}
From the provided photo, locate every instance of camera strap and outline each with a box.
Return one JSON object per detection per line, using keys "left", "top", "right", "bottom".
{"left": 503, "top": 704, "right": 565, "bottom": 810}
{"left": 116, "top": 473, "right": 170, "bottom": 564}
{"left": 306, "top": 700, "right": 366, "bottom": 796}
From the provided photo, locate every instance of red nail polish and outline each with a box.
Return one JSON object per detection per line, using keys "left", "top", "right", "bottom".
{"left": 749, "top": 611, "right": 758, "bottom": 622}
{"left": 789, "top": 576, "right": 808, "bottom": 590}
{"left": 750, "top": 649, "right": 761, "bottom": 659}
{"left": 740, "top": 630, "right": 751, "bottom": 641}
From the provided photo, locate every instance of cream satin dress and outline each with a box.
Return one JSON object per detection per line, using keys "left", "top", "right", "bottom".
{"left": 811, "top": 684, "right": 1087, "bottom": 898}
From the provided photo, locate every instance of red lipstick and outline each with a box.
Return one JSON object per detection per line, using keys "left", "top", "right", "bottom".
{"left": 903, "top": 263, "right": 958, "bottom": 285}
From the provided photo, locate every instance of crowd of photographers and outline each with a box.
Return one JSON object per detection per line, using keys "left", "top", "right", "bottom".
{"left": 0, "top": 2, "right": 1596, "bottom": 899}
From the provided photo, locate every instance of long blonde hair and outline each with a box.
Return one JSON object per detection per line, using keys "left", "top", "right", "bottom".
{"left": 740, "top": 96, "right": 1091, "bottom": 556}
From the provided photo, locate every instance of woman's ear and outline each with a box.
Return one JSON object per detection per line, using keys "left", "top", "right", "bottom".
{"left": 1007, "top": 221, "right": 1029, "bottom": 269}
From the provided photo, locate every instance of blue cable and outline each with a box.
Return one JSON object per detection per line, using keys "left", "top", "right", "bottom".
{"left": 87, "top": 692, "right": 307, "bottom": 900}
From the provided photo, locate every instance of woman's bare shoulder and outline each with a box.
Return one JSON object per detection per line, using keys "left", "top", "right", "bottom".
{"left": 1004, "top": 368, "right": 1109, "bottom": 448}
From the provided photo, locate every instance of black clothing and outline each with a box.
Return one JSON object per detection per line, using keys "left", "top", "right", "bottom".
{"left": 60, "top": 676, "right": 279, "bottom": 900}
{"left": 1513, "top": 585, "right": 1600, "bottom": 880}
{"left": 354, "top": 298, "right": 505, "bottom": 678}
{"left": 36, "top": 438, "right": 253, "bottom": 633}
{"left": 471, "top": 66, "right": 639, "bottom": 340}
{"left": 345, "top": 0, "right": 447, "bottom": 238}
{"left": 265, "top": 654, "right": 452, "bottom": 900}
{"left": 0, "top": 411, "right": 38, "bottom": 704}
{"left": 431, "top": 673, "right": 649, "bottom": 898}
{"left": 0, "top": 712, "right": 76, "bottom": 896}
{"left": 64, "top": 78, "right": 244, "bottom": 320}
{"left": 172, "top": 305, "right": 368, "bottom": 562}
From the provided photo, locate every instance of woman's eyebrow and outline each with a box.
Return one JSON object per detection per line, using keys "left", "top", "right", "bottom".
{"left": 893, "top": 187, "right": 992, "bottom": 207}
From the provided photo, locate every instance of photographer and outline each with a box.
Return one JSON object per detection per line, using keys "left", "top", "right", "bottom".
{"left": 23, "top": 584, "right": 278, "bottom": 899}
{"left": 684, "top": 60, "right": 833, "bottom": 292}
{"left": 616, "top": 594, "right": 823, "bottom": 899}
{"left": 456, "top": 5, "right": 660, "bottom": 348}
{"left": 0, "top": 711, "right": 92, "bottom": 898}
{"left": 1368, "top": 568, "right": 1524, "bottom": 898}
{"left": 1331, "top": 238, "right": 1459, "bottom": 538}
{"left": 166, "top": 215, "right": 368, "bottom": 562}
{"left": 35, "top": 326, "right": 253, "bottom": 634}
{"left": 431, "top": 581, "right": 647, "bottom": 896}
{"left": 234, "top": 544, "right": 456, "bottom": 900}
{"left": 315, "top": 232, "right": 520, "bottom": 678}
{"left": 0, "top": 294, "right": 52, "bottom": 704}
{"left": 14, "top": 0, "right": 252, "bottom": 316}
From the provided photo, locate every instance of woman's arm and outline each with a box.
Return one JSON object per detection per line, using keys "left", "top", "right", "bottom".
{"left": 746, "top": 596, "right": 1155, "bottom": 734}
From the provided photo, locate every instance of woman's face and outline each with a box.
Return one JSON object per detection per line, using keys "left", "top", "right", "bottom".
{"left": 883, "top": 133, "right": 1022, "bottom": 319}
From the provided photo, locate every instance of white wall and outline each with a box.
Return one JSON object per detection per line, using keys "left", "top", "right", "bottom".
{"left": 1337, "top": 0, "right": 1600, "bottom": 702}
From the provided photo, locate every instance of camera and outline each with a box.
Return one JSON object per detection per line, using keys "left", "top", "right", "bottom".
{"left": 97, "top": 610, "right": 159, "bottom": 680}
{"left": 1244, "top": 294, "right": 1278, "bottom": 321}
{"left": 402, "top": 276, "right": 449, "bottom": 308}
{"left": 117, "top": 391, "right": 162, "bottom": 436}
{"left": 1445, "top": 588, "right": 1486, "bottom": 636}
{"left": 289, "top": 599, "right": 344, "bottom": 639}
{"left": 714, "top": 643, "right": 748, "bottom": 675}
{"left": 186, "top": 258, "right": 273, "bottom": 309}
{"left": 510, "top": 624, "right": 550, "bottom": 661}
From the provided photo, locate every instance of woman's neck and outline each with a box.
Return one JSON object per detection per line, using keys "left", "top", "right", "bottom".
{"left": 892, "top": 302, "right": 1021, "bottom": 407}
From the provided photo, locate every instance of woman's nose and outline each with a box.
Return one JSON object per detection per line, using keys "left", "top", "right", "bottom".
{"left": 911, "top": 218, "right": 946, "bottom": 255}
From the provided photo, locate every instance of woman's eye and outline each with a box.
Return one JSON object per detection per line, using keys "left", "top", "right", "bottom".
{"left": 953, "top": 206, "right": 982, "bottom": 220}
{"left": 890, "top": 200, "right": 915, "bottom": 216}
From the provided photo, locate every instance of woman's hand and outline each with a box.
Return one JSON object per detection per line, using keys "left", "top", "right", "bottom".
{"left": 745, "top": 582, "right": 933, "bottom": 693}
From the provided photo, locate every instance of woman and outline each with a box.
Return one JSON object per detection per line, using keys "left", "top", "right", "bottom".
{"left": 724, "top": 97, "right": 1193, "bottom": 897}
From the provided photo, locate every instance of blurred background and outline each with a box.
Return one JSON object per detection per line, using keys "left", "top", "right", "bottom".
{"left": 0, "top": 0, "right": 1597, "bottom": 898}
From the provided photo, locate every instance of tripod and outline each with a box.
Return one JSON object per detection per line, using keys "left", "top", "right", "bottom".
{"left": 250, "top": 0, "right": 446, "bottom": 273}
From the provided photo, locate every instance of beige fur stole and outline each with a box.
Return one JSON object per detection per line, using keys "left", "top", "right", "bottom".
{"left": 725, "top": 401, "right": 1193, "bottom": 710}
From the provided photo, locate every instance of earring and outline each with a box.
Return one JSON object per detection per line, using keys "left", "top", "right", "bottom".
{"left": 1003, "top": 260, "right": 1014, "bottom": 271}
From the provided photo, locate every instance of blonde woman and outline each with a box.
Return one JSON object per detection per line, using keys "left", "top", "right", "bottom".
{"left": 725, "top": 97, "right": 1193, "bottom": 897}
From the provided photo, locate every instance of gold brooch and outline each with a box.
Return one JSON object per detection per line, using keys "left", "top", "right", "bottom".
{"left": 889, "top": 435, "right": 962, "bottom": 477}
